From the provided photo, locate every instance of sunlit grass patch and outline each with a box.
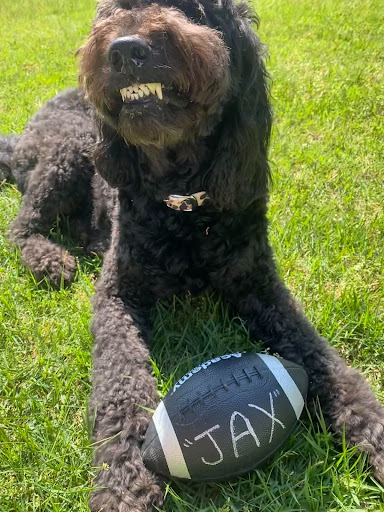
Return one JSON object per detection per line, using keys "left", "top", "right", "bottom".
{"left": 0, "top": 0, "right": 383, "bottom": 510}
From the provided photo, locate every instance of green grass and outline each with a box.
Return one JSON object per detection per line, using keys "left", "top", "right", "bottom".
{"left": 0, "top": 0, "right": 383, "bottom": 510}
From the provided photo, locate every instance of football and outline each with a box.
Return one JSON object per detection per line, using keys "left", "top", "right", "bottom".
{"left": 141, "top": 352, "right": 308, "bottom": 482}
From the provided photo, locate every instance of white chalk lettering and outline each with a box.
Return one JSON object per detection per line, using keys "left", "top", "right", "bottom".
{"left": 193, "top": 425, "right": 223, "bottom": 466}
{"left": 248, "top": 391, "right": 286, "bottom": 443}
{"left": 183, "top": 391, "right": 287, "bottom": 467}
{"left": 230, "top": 411, "right": 260, "bottom": 458}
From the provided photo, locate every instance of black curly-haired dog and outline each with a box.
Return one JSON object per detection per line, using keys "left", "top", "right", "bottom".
{"left": 3, "top": 0, "right": 384, "bottom": 510}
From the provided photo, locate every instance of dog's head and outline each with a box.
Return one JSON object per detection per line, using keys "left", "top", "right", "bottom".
{"left": 79, "top": 0, "right": 272, "bottom": 209}
{"left": 79, "top": 1, "right": 230, "bottom": 147}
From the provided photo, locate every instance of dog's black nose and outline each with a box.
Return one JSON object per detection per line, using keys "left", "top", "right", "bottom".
{"left": 108, "top": 37, "right": 151, "bottom": 73}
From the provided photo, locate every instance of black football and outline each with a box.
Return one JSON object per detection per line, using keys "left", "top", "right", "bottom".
{"left": 141, "top": 352, "right": 308, "bottom": 482}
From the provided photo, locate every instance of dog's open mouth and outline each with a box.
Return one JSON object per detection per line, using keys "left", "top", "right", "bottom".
{"left": 118, "top": 82, "right": 190, "bottom": 111}
{"left": 120, "top": 83, "right": 164, "bottom": 102}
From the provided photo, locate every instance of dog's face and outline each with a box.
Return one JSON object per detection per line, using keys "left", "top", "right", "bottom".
{"left": 79, "top": 1, "right": 230, "bottom": 148}
{"left": 80, "top": 0, "right": 272, "bottom": 209}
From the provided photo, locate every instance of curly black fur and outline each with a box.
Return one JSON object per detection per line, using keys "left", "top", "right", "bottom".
{"left": 5, "top": 89, "right": 112, "bottom": 286}
{"left": 3, "top": 0, "right": 384, "bottom": 510}
{"left": 0, "top": 135, "right": 19, "bottom": 182}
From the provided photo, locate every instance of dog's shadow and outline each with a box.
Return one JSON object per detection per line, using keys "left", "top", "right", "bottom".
{"left": 150, "top": 295, "right": 258, "bottom": 393}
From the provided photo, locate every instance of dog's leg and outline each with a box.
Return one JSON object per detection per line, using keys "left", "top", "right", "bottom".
{"left": 9, "top": 160, "right": 93, "bottom": 287}
{"left": 212, "top": 256, "right": 384, "bottom": 482}
{"left": 89, "top": 284, "right": 163, "bottom": 512}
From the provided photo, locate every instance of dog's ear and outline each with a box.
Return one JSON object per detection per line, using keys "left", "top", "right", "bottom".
{"left": 94, "top": 123, "right": 140, "bottom": 190}
{"left": 204, "top": 13, "right": 272, "bottom": 211}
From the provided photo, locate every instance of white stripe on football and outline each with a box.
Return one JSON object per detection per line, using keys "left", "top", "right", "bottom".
{"left": 142, "top": 352, "right": 308, "bottom": 482}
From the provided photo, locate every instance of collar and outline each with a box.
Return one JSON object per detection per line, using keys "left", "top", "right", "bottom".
{"left": 164, "top": 191, "right": 210, "bottom": 211}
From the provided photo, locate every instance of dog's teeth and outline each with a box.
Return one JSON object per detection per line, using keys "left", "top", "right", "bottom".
{"left": 147, "top": 83, "right": 157, "bottom": 95}
{"left": 141, "top": 85, "right": 150, "bottom": 96}
{"left": 155, "top": 83, "right": 163, "bottom": 100}
{"left": 120, "top": 83, "right": 164, "bottom": 102}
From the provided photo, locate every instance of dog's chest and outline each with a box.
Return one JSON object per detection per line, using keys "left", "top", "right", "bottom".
{"left": 118, "top": 196, "right": 244, "bottom": 283}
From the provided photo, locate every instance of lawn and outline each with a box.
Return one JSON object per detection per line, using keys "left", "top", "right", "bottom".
{"left": 0, "top": 0, "right": 383, "bottom": 510}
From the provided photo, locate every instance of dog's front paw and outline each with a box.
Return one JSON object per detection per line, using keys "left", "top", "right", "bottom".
{"left": 89, "top": 487, "right": 163, "bottom": 512}
{"left": 21, "top": 236, "right": 77, "bottom": 287}
{"left": 89, "top": 488, "right": 120, "bottom": 512}
{"left": 89, "top": 463, "right": 163, "bottom": 512}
